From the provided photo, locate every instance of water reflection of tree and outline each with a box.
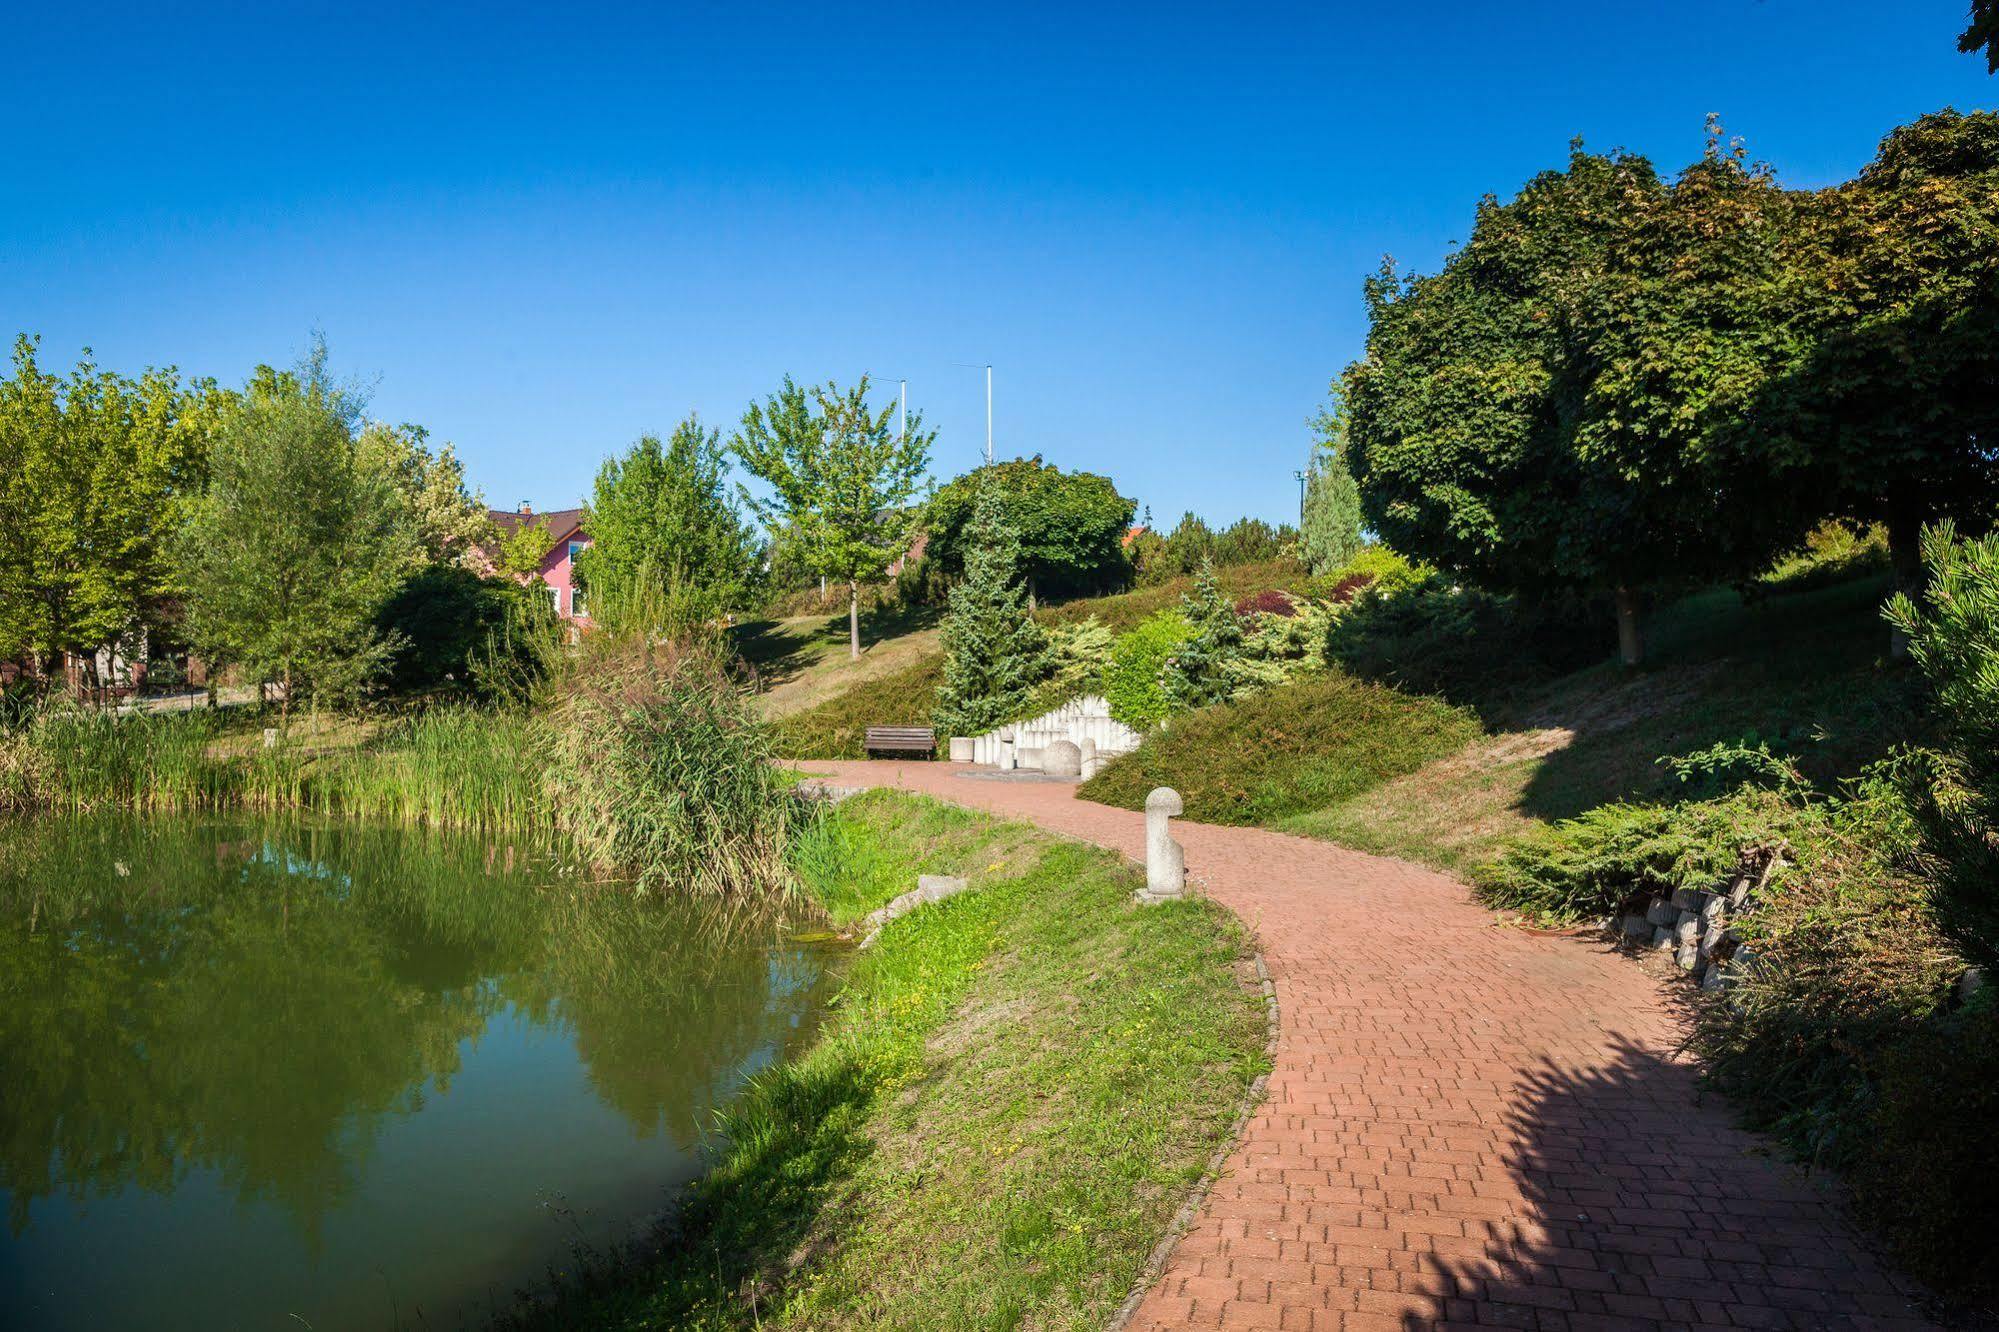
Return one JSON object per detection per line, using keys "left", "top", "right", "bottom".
{"left": 510, "top": 895, "right": 832, "bottom": 1146}
{"left": 0, "top": 816, "right": 833, "bottom": 1242}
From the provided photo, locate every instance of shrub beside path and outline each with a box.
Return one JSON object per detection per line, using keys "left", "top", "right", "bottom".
{"left": 799, "top": 760, "right": 1934, "bottom": 1331}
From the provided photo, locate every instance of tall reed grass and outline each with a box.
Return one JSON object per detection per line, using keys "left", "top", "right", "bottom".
{"left": 547, "top": 633, "right": 802, "bottom": 902}
{"left": 0, "top": 702, "right": 540, "bottom": 830}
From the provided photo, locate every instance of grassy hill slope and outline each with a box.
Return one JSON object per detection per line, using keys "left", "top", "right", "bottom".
{"left": 1081, "top": 574, "right": 1911, "bottom": 872}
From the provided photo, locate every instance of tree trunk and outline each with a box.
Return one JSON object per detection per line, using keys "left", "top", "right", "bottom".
{"left": 279, "top": 664, "right": 292, "bottom": 731}
{"left": 1887, "top": 511, "right": 1925, "bottom": 661}
{"left": 1614, "top": 585, "right": 1645, "bottom": 667}
{"left": 848, "top": 581, "right": 861, "bottom": 659}
{"left": 1026, "top": 575, "right": 1037, "bottom": 613}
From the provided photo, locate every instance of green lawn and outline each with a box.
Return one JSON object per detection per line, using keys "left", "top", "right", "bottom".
{"left": 511, "top": 790, "right": 1268, "bottom": 1330}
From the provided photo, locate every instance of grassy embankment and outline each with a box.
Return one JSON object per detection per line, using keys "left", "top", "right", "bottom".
{"left": 1083, "top": 573, "right": 1909, "bottom": 873}
{"left": 511, "top": 789, "right": 1269, "bottom": 1330}
{"left": 756, "top": 561, "right": 1312, "bottom": 759}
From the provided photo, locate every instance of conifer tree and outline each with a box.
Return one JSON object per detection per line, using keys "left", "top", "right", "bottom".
{"left": 1166, "top": 560, "right": 1244, "bottom": 710}
{"left": 1301, "top": 388, "right": 1365, "bottom": 574}
{"left": 931, "top": 482, "right": 1050, "bottom": 737}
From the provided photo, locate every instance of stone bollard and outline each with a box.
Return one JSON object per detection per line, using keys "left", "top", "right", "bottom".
{"left": 948, "top": 736, "right": 975, "bottom": 763}
{"left": 1041, "top": 739, "right": 1082, "bottom": 778}
{"left": 1138, "top": 787, "right": 1186, "bottom": 903}
{"left": 1078, "top": 738, "right": 1100, "bottom": 781}
{"left": 262, "top": 727, "right": 278, "bottom": 749}
{"left": 997, "top": 727, "right": 1016, "bottom": 772}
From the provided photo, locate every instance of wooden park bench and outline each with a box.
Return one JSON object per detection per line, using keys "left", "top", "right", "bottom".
{"left": 864, "top": 725, "right": 937, "bottom": 758}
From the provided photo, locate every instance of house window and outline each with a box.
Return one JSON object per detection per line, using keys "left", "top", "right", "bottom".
{"left": 568, "top": 541, "right": 586, "bottom": 563}
{"left": 571, "top": 587, "right": 588, "bottom": 619}
{"left": 549, "top": 585, "right": 562, "bottom": 615}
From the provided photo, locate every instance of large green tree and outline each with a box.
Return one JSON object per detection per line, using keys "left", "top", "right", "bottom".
{"left": 178, "top": 345, "right": 414, "bottom": 720}
{"left": 922, "top": 456, "right": 1135, "bottom": 605}
{"left": 1345, "top": 137, "right": 1816, "bottom": 663}
{"left": 578, "top": 417, "right": 758, "bottom": 633}
{"left": 733, "top": 376, "right": 934, "bottom": 657}
{"left": 1751, "top": 110, "right": 1999, "bottom": 615}
{"left": 0, "top": 336, "right": 228, "bottom": 679}
{"left": 931, "top": 484, "right": 1050, "bottom": 736}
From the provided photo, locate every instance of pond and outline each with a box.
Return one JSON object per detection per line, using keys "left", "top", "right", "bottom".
{"left": 0, "top": 814, "right": 839, "bottom": 1330}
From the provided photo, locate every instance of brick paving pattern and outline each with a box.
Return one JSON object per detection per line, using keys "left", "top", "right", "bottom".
{"left": 803, "top": 760, "right": 1935, "bottom": 1331}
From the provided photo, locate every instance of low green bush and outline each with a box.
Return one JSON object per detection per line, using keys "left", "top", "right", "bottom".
{"left": 1756, "top": 521, "right": 1891, "bottom": 596}
{"left": 1474, "top": 786, "right": 1805, "bottom": 922}
{"left": 1101, "top": 611, "right": 1191, "bottom": 728}
{"left": 1080, "top": 669, "right": 1481, "bottom": 825}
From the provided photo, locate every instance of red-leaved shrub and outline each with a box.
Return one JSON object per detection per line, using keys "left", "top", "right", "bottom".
{"left": 1233, "top": 589, "right": 1297, "bottom": 618}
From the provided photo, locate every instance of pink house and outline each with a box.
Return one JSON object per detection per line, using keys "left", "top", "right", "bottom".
{"left": 485, "top": 504, "right": 593, "bottom": 623}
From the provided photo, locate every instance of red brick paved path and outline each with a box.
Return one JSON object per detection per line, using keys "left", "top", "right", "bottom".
{"left": 802, "top": 761, "right": 1934, "bottom": 1331}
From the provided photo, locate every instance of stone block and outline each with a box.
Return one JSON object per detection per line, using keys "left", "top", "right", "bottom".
{"left": 1621, "top": 914, "right": 1653, "bottom": 941}
{"left": 948, "top": 736, "right": 975, "bottom": 763}
{"left": 1675, "top": 940, "right": 1699, "bottom": 971}
{"left": 1700, "top": 920, "right": 1732, "bottom": 961}
{"left": 1645, "top": 898, "right": 1678, "bottom": 927}
{"left": 1040, "top": 739, "right": 1082, "bottom": 778}
{"left": 1670, "top": 887, "right": 1712, "bottom": 914}
{"left": 1650, "top": 927, "right": 1674, "bottom": 951}
{"left": 1700, "top": 894, "right": 1727, "bottom": 925}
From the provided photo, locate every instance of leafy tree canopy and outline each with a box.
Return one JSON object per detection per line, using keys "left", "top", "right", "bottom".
{"left": 1964, "top": 0, "right": 1999, "bottom": 72}
{"left": 1345, "top": 133, "right": 1823, "bottom": 661}
{"left": 579, "top": 417, "right": 758, "bottom": 632}
{"left": 923, "top": 456, "right": 1135, "bottom": 603}
{"left": 733, "top": 375, "right": 934, "bottom": 657}
{"left": 0, "top": 335, "right": 232, "bottom": 670}
{"left": 1749, "top": 109, "right": 1999, "bottom": 590}
{"left": 355, "top": 422, "right": 493, "bottom": 569}
{"left": 178, "top": 342, "right": 414, "bottom": 717}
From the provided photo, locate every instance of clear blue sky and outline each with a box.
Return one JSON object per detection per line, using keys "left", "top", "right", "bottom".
{"left": 4, "top": 2, "right": 1991, "bottom": 527}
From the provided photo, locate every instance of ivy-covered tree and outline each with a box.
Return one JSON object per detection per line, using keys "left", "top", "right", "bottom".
{"left": 1301, "top": 388, "right": 1366, "bottom": 574}
{"left": 931, "top": 485, "right": 1050, "bottom": 737}
{"left": 922, "top": 456, "right": 1135, "bottom": 605}
{"left": 733, "top": 376, "right": 934, "bottom": 658}
{"left": 579, "top": 417, "right": 758, "bottom": 633}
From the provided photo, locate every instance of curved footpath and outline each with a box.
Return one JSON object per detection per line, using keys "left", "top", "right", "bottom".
{"left": 801, "top": 760, "right": 1935, "bottom": 1332}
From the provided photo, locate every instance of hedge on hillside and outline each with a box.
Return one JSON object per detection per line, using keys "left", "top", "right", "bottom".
{"left": 1078, "top": 670, "right": 1481, "bottom": 826}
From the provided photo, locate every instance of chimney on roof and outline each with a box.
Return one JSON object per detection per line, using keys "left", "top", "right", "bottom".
{"left": 518, "top": 501, "right": 532, "bottom": 515}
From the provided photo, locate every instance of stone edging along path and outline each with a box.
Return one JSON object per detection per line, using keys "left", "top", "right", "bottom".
{"left": 797, "top": 760, "right": 1936, "bottom": 1332}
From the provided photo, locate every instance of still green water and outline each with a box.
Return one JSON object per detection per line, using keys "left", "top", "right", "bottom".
{"left": 0, "top": 814, "right": 839, "bottom": 1330}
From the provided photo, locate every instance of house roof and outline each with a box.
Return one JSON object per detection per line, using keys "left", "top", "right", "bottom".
{"left": 489, "top": 507, "right": 587, "bottom": 545}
